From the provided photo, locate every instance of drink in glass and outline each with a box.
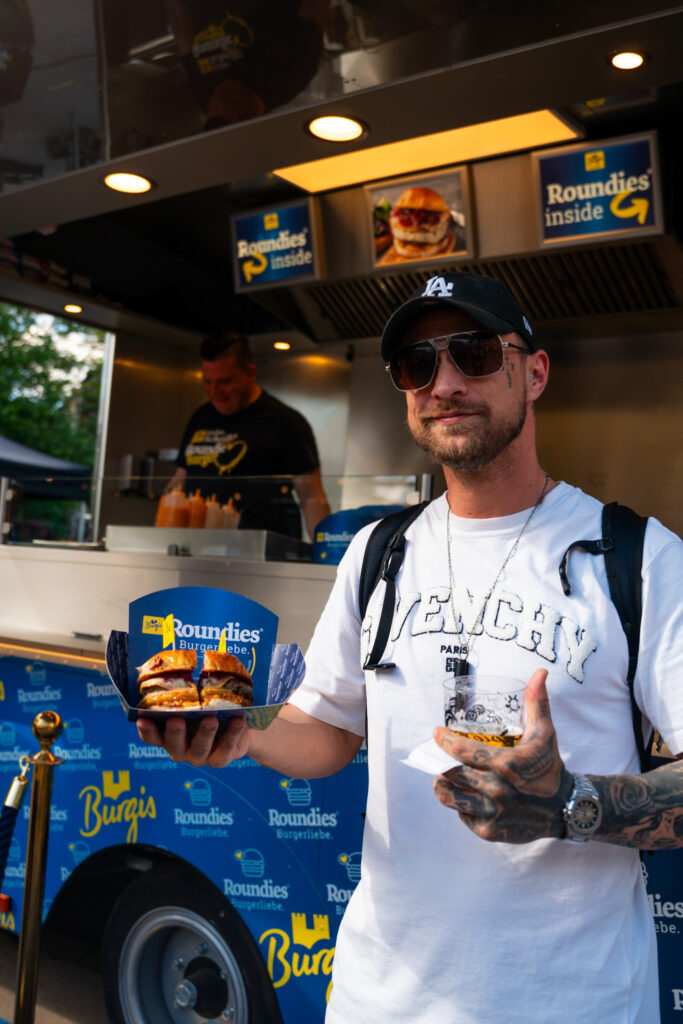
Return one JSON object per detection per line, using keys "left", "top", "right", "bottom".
{"left": 443, "top": 675, "right": 525, "bottom": 748}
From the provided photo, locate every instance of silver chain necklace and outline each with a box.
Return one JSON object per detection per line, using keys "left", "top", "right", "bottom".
{"left": 446, "top": 472, "right": 550, "bottom": 675}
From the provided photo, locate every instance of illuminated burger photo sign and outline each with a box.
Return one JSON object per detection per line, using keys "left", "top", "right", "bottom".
{"left": 367, "top": 168, "right": 472, "bottom": 267}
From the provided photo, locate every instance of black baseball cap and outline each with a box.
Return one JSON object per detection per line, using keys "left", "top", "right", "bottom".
{"left": 380, "top": 271, "right": 536, "bottom": 360}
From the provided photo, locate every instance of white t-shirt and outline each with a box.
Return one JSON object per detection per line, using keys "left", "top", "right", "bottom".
{"left": 289, "top": 483, "right": 683, "bottom": 1024}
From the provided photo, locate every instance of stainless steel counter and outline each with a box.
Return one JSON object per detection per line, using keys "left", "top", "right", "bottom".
{"left": 0, "top": 543, "right": 337, "bottom": 655}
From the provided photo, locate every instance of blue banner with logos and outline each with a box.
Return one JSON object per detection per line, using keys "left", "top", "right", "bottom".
{"left": 232, "top": 200, "right": 319, "bottom": 291}
{"left": 534, "top": 133, "right": 662, "bottom": 245}
{"left": 0, "top": 653, "right": 368, "bottom": 1024}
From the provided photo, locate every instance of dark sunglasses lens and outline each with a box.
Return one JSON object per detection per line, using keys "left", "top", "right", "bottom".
{"left": 390, "top": 343, "right": 436, "bottom": 390}
{"left": 448, "top": 333, "right": 502, "bottom": 376}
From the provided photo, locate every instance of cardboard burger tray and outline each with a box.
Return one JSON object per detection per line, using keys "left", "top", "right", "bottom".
{"left": 106, "top": 585, "right": 305, "bottom": 731}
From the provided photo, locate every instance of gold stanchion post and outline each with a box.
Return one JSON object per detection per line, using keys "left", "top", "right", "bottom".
{"left": 13, "top": 712, "right": 63, "bottom": 1024}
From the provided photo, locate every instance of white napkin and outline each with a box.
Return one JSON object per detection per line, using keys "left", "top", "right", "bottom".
{"left": 401, "top": 737, "right": 461, "bottom": 775}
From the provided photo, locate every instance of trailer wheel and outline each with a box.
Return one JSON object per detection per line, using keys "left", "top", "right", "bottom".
{"left": 101, "top": 862, "right": 281, "bottom": 1024}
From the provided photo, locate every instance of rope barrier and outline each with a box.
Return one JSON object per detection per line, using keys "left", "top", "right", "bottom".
{"left": 0, "top": 758, "right": 30, "bottom": 897}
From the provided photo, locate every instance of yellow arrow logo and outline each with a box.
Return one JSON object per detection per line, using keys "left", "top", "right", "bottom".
{"left": 242, "top": 250, "right": 268, "bottom": 282}
{"left": 610, "top": 190, "right": 649, "bottom": 225}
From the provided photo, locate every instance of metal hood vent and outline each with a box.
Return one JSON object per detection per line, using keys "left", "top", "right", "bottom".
{"left": 253, "top": 239, "right": 683, "bottom": 344}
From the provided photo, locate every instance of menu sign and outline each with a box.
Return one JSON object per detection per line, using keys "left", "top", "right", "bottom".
{"left": 232, "top": 199, "right": 321, "bottom": 291}
{"left": 533, "top": 132, "right": 662, "bottom": 246}
{"left": 366, "top": 167, "right": 472, "bottom": 268}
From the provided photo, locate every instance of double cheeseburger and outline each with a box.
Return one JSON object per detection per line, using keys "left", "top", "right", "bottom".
{"left": 199, "top": 650, "right": 254, "bottom": 709}
{"left": 136, "top": 649, "right": 201, "bottom": 710}
{"left": 136, "top": 649, "right": 254, "bottom": 711}
{"left": 389, "top": 187, "right": 452, "bottom": 258}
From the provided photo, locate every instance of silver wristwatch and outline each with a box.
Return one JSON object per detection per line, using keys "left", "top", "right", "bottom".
{"left": 562, "top": 774, "right": 602, "bottom": 842}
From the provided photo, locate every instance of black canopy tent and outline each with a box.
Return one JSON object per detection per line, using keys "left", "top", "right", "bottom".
{"left": 0, "top": 434, "right": 90, "bottom": 500}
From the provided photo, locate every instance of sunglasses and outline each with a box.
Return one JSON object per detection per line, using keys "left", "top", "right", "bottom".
{"left": 386, "top": 331, "right": 529, "bottom": 392}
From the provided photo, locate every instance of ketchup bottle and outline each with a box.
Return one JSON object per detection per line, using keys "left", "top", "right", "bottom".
{"left": 188, "top": 489, "right": 207, "bottom": 528}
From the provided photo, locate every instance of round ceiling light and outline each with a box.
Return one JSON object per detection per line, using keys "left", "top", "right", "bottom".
{"left": 103, "top": 172, "right": 154, "bottom": 194}
{"left": 273, "top": 341, "right": 291, "bottom": 351}
{"left": 63, "top": 304, "right": 82, "bottom": 314}
{"left": 611, "top": 50, "right": 645, "bottom": 70}
{"left": 307, "top": 115, "right": 365, "bottom": 142}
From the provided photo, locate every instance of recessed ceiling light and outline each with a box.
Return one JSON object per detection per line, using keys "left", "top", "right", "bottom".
{"left": 277, "top": 110, "right": 580, "bottom": 193}
{"left": 273, "top": 341, "right": 291, "bottom": 351}
{"left": 307, "top": 115, "right": 365, "bottom": 142}
{"left": 103, "top": 172, "right": 154, "bottom": 194}
{"left": 63, "top": 304, "right": 82, "bottom": 314}
{"left": 611, "top": 50, "right": 645, "bottom": 70}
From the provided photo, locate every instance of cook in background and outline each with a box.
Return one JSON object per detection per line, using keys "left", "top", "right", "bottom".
{"left": 165, "top": 331, "right": 331, "bottom": 540}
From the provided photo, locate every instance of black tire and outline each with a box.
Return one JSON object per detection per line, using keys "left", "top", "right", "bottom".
{"left": 101, "top": 861, "right": 282, "bottom": 1024}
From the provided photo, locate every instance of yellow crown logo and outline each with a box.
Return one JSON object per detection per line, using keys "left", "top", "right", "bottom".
{"left": 584, "top": 150, "right": 605, "bottom": 172}
{"left": 102, "top": 770, "right": 131, "bottom": 800}
{"left": 291, "top": 912, "right": 330, "bottom": 949}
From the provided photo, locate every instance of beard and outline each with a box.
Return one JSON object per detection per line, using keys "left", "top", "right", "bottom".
{"left": 407, "top": 390, "right": 528, "bottom": 470}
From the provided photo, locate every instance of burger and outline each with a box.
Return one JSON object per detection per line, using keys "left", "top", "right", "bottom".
{"left": 199, "top": 650, "right": 254, "bottom": 710}
{"left": 389, "top": 187, "right": 453, "bottom": 259}
{"left": 136, "top": 649, "right": 201, "bottom": 710}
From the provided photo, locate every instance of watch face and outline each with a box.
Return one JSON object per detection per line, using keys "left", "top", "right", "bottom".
{"left": 573, "top": 798, "right": 599, "bottom": 831}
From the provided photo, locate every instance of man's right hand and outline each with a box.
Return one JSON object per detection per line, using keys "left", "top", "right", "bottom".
{"left": 136, "top": 715, "right": 250, "bottom": 768}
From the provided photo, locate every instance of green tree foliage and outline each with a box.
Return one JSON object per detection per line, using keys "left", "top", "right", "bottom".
{"left": 0, "top": 302, "right": 104, "bottom": 467}
{"left": 0, "top": 303, "right": 105, "bottom": 540}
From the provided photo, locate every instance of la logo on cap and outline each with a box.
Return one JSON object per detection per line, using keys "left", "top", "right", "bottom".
{"left": 422, "top": 276, "right": 454, "bottom": 298}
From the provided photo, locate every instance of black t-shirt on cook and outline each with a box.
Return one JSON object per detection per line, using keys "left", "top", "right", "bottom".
{"left": 175, "top": 391, "right": 320, "bottom": 538}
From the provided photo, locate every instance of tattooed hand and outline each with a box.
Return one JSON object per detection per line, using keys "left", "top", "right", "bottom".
{"left": 433, "top": 669, "right": 573, "bottom": 843}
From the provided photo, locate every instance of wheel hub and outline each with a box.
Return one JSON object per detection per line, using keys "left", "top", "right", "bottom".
{"left": 174, "top": 957, "right": 229, "bottom": 1018}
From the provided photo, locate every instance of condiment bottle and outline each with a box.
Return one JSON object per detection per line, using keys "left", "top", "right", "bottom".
{"left": 204, "top": 494, "right": 222, "bottom": 530}
{"left": 166, "top": 486, "right": 189, "bottom": 528}
{"left": 155, "top": 491, "right": 171, "bottom": 527}
{"left": 188, "top": 489, "right": 207, "bottom": 528}
{"left": 156, "top": 486, "right": 185, "bottom": 527}
{"left": 221, "top": 498, "right": 240, "bottom": 530}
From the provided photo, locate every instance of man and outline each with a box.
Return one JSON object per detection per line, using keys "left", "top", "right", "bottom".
{"left": 141, "top": 272, "right": 683, "bottom": 1023}
{"left": 168, "top": 331, "right": 330, "bottom": 539}
{"left": 166, "top": 0, "right": 330, "bottom": 128}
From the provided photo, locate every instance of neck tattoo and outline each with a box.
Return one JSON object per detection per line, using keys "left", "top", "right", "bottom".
{"left": 446, "top": 473, "right": 551, "bottom": 676}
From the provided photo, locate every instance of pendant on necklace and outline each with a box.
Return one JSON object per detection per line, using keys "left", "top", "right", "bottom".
{"left": 453, "top": 654, "right": 471, "bottom": 677}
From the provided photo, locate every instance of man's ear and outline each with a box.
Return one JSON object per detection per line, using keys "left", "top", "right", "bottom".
{"left": 527, "top": 350, "right": 549, "bottom": 399}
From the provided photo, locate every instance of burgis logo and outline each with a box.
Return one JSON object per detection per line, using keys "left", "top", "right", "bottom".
{"left": 259, "top": 913, "right": 334, "bottom": 1000}
{"left": 79, "top": 770, "right": 156, "bottom": 843}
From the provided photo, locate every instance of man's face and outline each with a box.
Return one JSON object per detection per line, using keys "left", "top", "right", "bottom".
{"left": 398, "top": 307, "right": 531, "bottom": 470}
{"left": 201, "top": 355, "right": 256, "bottom": 415}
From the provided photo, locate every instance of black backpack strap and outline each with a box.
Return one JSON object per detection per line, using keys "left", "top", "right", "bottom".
{"left": 602, "top": 502, "right": 649, "bottom": 772}
{"left": 558, "top": 501, "right": 649, "bottom": 772}
{"left": 360, "top": 501, "right": 430, "bottom": 672}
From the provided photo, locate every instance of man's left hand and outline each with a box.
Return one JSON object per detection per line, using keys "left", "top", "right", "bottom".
{"left": 433, "top": 669, "right": 573, "bottom": 843}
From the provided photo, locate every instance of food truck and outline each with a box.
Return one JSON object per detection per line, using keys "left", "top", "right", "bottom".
{"left": 0, "top": 4, "right": 682, "bottom": 1021}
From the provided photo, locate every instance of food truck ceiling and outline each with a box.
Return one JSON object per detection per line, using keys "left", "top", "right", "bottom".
{"left": 1, "top": 7, "right": 683, "bottom": 342}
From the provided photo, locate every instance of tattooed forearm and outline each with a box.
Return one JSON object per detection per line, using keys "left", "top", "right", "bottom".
{"left": 592, "top": 758, "right": 683, "bottom": 850}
